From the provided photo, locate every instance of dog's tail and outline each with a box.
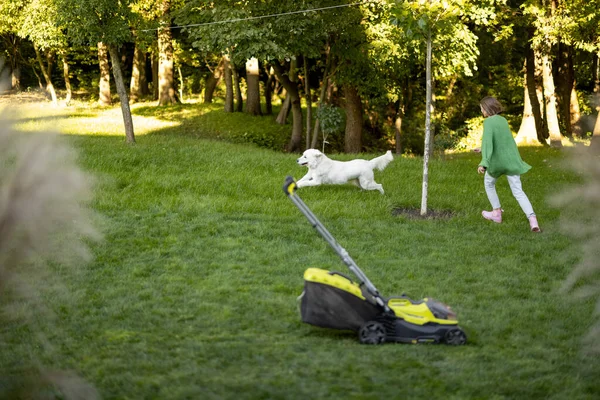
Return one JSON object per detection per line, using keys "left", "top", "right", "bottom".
{"left": 370, "top": 150, "right": 394, "bottom": 171}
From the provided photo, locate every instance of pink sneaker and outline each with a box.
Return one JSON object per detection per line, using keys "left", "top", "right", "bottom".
{"left": 482, "top": 209, "right": 502, "bottom": 223}
{"left": 529, "top": 216, "right": 541, "bottom": 232}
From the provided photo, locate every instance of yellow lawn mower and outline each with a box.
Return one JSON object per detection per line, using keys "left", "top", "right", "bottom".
{"left": 283, "top": 176, "right": 467, "bottom": 345}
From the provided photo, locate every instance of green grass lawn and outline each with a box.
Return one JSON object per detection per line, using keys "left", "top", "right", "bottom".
{"left": 1, "top": 100, "right": 599, "bottom": 399}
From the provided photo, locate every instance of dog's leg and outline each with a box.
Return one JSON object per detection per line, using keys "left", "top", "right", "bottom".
{"left": 358, "top": 176, "right": 385, "bottom": 194}
{"left": 297, "top": 179, "right": 323, "bottom": 188}
{"left": 297, "top": 172, "right": 322, "bottom": 188}
{"left": 296, "top": 171, "right": 313, "bottom": 186}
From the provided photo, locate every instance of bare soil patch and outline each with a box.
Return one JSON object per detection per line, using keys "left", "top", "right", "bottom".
{"left": 392, "top": 207, "right": 455, "bottom": 220}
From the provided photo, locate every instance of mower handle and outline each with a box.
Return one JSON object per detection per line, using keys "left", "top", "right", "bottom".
{"left": 283, "top": 175, "right": 297, "bottom": 196}
{"left": 282, "top": 176, "right": 390, "bottom": 313}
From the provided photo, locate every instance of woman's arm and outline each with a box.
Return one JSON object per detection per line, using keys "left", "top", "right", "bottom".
{"left": 478, "top": 119, "right": 493, "bottom": 170}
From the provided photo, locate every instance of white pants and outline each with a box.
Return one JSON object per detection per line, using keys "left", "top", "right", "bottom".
{"left": 484, "top": 172, "right": 535, "bottom": 218}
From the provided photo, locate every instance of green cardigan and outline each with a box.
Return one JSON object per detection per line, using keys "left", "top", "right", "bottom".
{"left": 479, "top": 115, "right": 531, "bottom": 178}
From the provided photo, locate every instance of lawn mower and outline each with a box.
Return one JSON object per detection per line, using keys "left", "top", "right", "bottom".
{"left": 283, "top": 176, "right": 467, "bottom": 345}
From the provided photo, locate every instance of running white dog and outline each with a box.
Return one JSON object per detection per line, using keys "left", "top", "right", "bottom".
{"left": 296, "top": 149, "right": 393, "bottom": 194}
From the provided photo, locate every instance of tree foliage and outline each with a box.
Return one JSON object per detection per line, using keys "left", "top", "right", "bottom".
{"left": 56, "top": 0, "right": 132, "bottom": 46}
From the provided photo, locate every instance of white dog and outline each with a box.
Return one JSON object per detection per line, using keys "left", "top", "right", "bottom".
{"left": 296, "top": 149, "right": 393, "bottom": 194}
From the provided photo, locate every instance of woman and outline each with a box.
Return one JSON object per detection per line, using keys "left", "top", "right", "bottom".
{"left": 476, "top": 96, "right": 540, "bottom": 232}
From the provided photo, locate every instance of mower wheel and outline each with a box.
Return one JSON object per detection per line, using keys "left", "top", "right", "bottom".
{"left": 358, "top": 321, "right": 386, "bottom": 345}
{"left": 444, "top": 328, "right": 467, "bottom": 345}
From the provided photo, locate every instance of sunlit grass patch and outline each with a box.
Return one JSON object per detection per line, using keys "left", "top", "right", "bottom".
{"left": 3, "top": 100, "right": 181, "bottom": 137}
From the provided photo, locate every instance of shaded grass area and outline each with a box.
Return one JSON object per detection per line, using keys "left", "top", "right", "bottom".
{"left": 1, "top": 101, "right": 599, "bottom": 399}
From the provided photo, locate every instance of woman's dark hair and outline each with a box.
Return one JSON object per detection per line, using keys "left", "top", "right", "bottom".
{"left": 480, "top": 96, "right": 503, "bottom": 117}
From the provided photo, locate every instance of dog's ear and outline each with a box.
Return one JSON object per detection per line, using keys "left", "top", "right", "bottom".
{"left": 308, "top": 150, "right": 322, "bottom": 169}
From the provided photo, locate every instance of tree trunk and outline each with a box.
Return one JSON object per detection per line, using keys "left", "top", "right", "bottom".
{"left": 271, "top": 60, "right": 303, "bottom": 152}
{"left": 31, "top": 64, "right": 44, "bottom": 89}
{"left": 556, "top": 43, "right": 575, "bottom": 137}
{"left": 428, "top": 79, "right": 436, "bottom": 159}
{"left": 264, "top": 66, "right": 274, "bottom": 115}
{"left": 591, "top": 114, "right": 600, "bottom": 151}
{"left": 141, "top": 52, "right": 149, "bottom": 96}
{"left": 130, "top": 42, "right": 146, "bottom": 103}
{"left": 394, "top": 101, "right": 404, "bottom": 155}
{"left": 7, "top": 34, "right": 21, "bottom": 91}
{"left": 61, "top": 51, "right": 72, "bottom": 105}
{"left": 157, "top": 23, "right": 179, "bottom": 105}
{"left": 46, "top": 50, "right": 54, "bottom": 81}
{"left": 516, "top": 84, "right": 539, "bottom": 145}
{"left": 204, "top": 57, "right": 224, "bottom": 103}
{"left": 592, "top": 52, "right": 600, "bottom": 150}
{"left": 422, "top": 26, "right": 433, "bottom": 215}
{"left": 304, "top": 57, "right": 312, "bottom": 150}
{"left": 11, "top": 66, "right": 20, "bottom": 92}
{"left": 541, "top": 53, "right": 562, "bottom": 147}
{"left": 526, "top": 39, "right": 546, "bottom": 144}
{"left": 232, "top": 58, "right": 243, "bottom": 112}
{"left": 34, "top": 45, "right": 58, "bottom": 106}
{"left": 594, "top": 49, "right": 600, "bottom": 93}
{"left": 98, "top": 42, "right": 111, "bottom": 106}
{"left": 245, "top": 57, "right": 261, "bottom": 115}
{"left": 311, "top": 45, "right": 332, "bottom": 149}
{"left": 151, "top": 50, "right": 159, "bottom": 100}
{"left": 108, "top": 45, "right": 135, "bottom": 144}
{"left": 178, "top": 66, "right": 184, "bottom": 101}
{"left": 276, "top": 93, "right": 291, "bottom": 124}
{"left": 570, "top": 84, "right": 582, "bottom": 137}
{"left": 224, "top": 55, "right": 233, "bottom": 112}
{"left": 343, "top": 84, "right": 362, "bottom": 153}
{"left": 516, "top": 62, "right": 541, "bottom": 146}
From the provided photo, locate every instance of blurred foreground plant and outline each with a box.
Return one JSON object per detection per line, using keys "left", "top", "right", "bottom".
{"left": 0, "top": 110, "right": 101, "bottom": 399}
{"left": 553, "top": 147, "right": 600, "bottom": 353}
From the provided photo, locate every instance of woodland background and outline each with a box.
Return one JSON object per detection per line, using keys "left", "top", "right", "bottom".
{"left": 2, "top": 0, "right": 600, "bottom": 153}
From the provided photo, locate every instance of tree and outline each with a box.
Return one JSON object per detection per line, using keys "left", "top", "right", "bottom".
{"left": 391, "top": 0, "right": 490, "bottom": 214}
{"left": 271, "top": 60, "right": 303, "bottom": 151}
{"left": 0, "top": 0, "right": 26, "bottom": 91}
{"left": 177, "top": 1, "right": 327, "bottom": 152}
{"left": 204, "top": 56, "right": 224, "bottom": 104}
{"left": 157, "top": 0, "right": 179, "bottom": 105}
{"left": 520, "top": 32, "right": 548, "bottom": 144}
{"left": 18, "top": 0, "right": 68, "bottom": 105}
{"left": 559, "top": 0, "right": 600, "bottom": 149}
{"left": 57, "top": 0, "right": 136, "bottom": 143}
{"left": 522, "top": 0, "right": 566, "bottom": 147}
{"left": 343, "top": 84, "right": 363, "bottom": 152}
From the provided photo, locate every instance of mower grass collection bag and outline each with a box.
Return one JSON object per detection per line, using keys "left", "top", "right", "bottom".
{"left": 300, "top": 268, "right": 380, "bottom": 331}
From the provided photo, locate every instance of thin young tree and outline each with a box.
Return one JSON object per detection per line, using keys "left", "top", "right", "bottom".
{"left": 392, "top": 0, "right": 486, "bottom": 215}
